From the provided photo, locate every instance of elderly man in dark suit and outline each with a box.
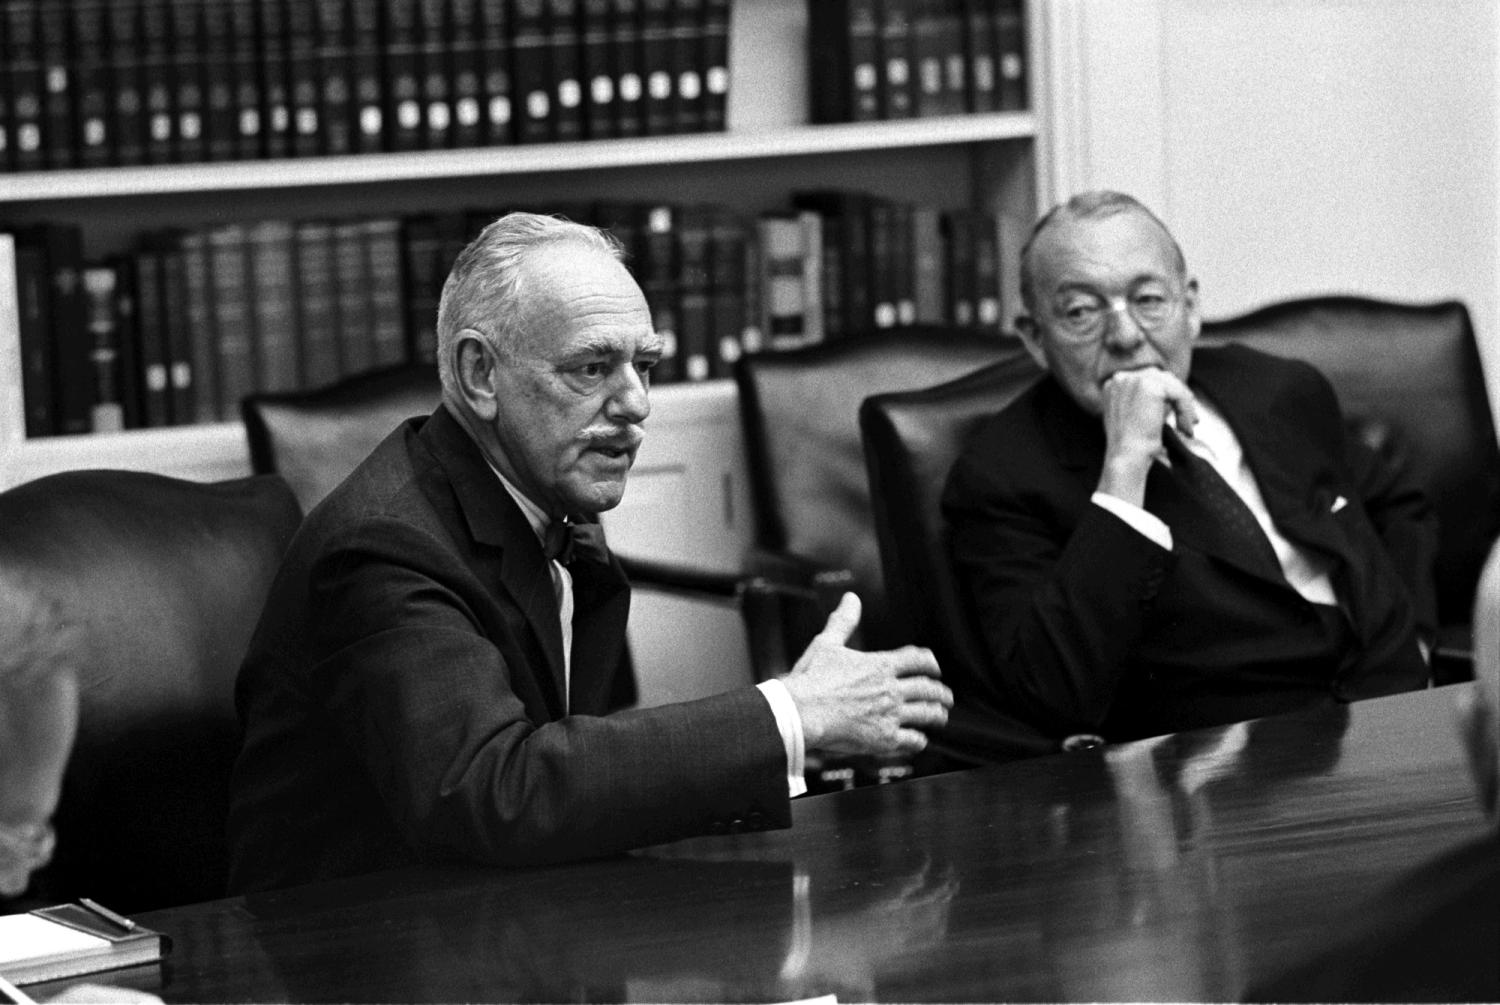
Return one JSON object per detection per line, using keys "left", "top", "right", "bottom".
{"left": 943, "top": 190, "right": 1436, "bottom": 742}
{"left": 227, "top": 212, "right": 951, "bottom": 894}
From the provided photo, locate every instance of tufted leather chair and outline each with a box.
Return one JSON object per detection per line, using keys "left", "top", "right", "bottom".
{"left": 242, "top": 363, "right": 442, "bottom": 516}
{"left": 735, "top": 326, "right": 1025, "bottom": 655}
{"left": 1198, "top": 296, "right": 1500, "bottom": 680}
{"left": 0, "top": 470, "right": 302, "bottom": 912}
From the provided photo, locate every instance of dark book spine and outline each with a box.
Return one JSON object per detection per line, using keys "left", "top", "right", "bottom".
{"left": 877, "top": 0, "right": 914, "bottom": 120}
{"left": 792, "top": 189, "right": 873, "bottom": 334}
{"left": 609, "top": 0, "right": 643, "bottom": 137}
{"left": 892, "top": 199, "right": 916, "bottom": 325}
{"left": 807, "top": 0, "right": 880, "bottom": 124}
{"left": 942, "top": 209, "right": 976, "bottom": 325}
{"left": 994, "top": 0, "right": 1026, "bottom": 110}
{"left": 314, "top": 0, "right": 356, "bottom": 155}
{"left": 416, "top": 0, "right": 452, "bottom": 149}
{"left": 511, "top": 0, "right": 550, "bottom": 143}
{"left": 13, "top": 241, "right": 54, "bottom": 436}
{"left": 448, "top": 0, "right": 485, "bottom": 147}
{"left": 139, "top": 0, "right": 175, "bottom": 162}
{"left": 640, "top": 203, "right": 680, "bottom": 380}
{"left": 667, "top": 0, "right": 703, "bottom": 134}
{"left": 71, "top": 0, "right": 114, "bottom": 167}
{"left": 284, "top": 0, "right": 321, "bottom": 156}
{"left": 911, "top": 0, "right": 947, "bottom": 118}
{"left": 700, "top": 0, "right": 728, "bottom": 132}
{"left": 971, "top": 209, "right": 1002, "bottom": 330}
{"left": 207, "top": 224, "right": 256, "bottom": 418}
{"left": 131, "top": 244, "right": 172, "bottom": 427}
{"left": 332, "top": 220, "right": 375, "bottom": 375}
{"left": 910, "top": 203, "right": 945, "bottom": 323}
{"left": 399, "top": 214, "right": 441, "bottom": 364}
{"left": 477, "top": 0, "right": 511, "bottom": 144}
{"left": 157, "top": 237, "right": 196, "bottom": 423}
{"left": 579, "top": 0, "right": 614, "bottom": 140}
{"left": 638, "top": 0, "right": 672, "bottom": 134}
{"left": 363, "top": 217, "right": 409, "bottom": 368}
{"left": 37, "top": 1, "right": 75, "bottom": 168}
{"left": 545, "top": 0, "right": 583, "bottom": 142}
{"left": 201, "top": 0, "right": 239, "bottom": 160}
{"left": 706, "top": 206, "right": 747, "bottom": 378}
{"left": 961, "top": 0, "right": 996, "bottom": 112}
{"left": 0, "top": 13, "right": 9, "bottom": 172}
{"left": 82, "top": 265, "right": 124, "bottom": 432}
{"left": 104, "top": 0, "right": 148, "bottom": 165}
{"left": 256, "top": 0, "right": 292, "bottom": 158}
{"left": 675, "top": 204, "right": 712, "bottom": 381}
{"left": 293, "top": 220, "right": 342, "bottom": 387}
{"left": 31, "top": 226, "right": 93, "bottom": 435}
{"left": 383, "top": 0, "right": 424, "bottom": 150}
{"left": 345, "top": 0, "right": 384, "bottom": 152}
{"left": 246, "top": 220, "right": 300, "bottom": 393}
{"left": 3, "top": 1, "right": 46, "bottom": 171}
{"left": 105, "top": 254, "right": 145, "bottom": 428}
{"left": 168, "top": 0, "right": 206, "bottom": 162}
{"left": 228, "top": 0, "right": 264, "bottom": 158}
{"left": 178, "top": 229, "right": 219, "bottom": 423}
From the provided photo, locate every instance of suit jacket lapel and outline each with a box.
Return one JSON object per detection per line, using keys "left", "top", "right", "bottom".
{"left": 420, "top": 407, "right": 570, "bottom": 715}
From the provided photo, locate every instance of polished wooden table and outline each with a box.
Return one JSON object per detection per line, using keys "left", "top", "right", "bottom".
{"left": 37, "top": 683, "right": 1496, "bottom": 1002}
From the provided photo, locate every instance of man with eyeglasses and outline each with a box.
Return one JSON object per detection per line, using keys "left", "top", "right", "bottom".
{"left": 943, "top": 191, "right": 1436, "bottom": 742}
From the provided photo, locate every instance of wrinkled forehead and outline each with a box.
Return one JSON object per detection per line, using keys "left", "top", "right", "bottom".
{"left": 1031, "top": 209, "right": 1184, "bottom": 287}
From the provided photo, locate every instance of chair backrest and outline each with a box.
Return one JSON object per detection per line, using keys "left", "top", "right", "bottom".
{"left": 242, "top": 363, "right": 442, "bottom": 514}
{"left": 0, "top": 470, "right": 302, "bottom": 912}
{"left": 1199, "top": 296, "right": 1500, "bottom": 628}
{"left": 860, "top": 355, "right": 1054, "bottom": 761}
{"left": 735, "top": 327, "right": 1022, "bottom": 648}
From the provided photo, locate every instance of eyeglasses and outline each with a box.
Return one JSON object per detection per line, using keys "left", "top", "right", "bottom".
{"left": 1049, "top": 290, "right": 1183, "bottom": 343}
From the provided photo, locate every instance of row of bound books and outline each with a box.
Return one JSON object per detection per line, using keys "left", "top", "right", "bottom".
{"left": 1, "top": 195, "right": 1009, "bottom": 439}
{"left": 0, "top": 0, "right": 732, "bottom": 173}
{"left": 809, "top": 0, "right": 1026, "bottom": 123}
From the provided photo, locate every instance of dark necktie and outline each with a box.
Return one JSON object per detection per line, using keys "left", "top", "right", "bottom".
{"left": 543, "top": 519, "right": 608, "bottom": 566}
{"left": 1159, "top": 426, "right": 1285, "bottom": 581}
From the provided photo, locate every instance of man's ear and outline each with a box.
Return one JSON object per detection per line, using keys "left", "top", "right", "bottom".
{"left": 1014, "top": 314, "right": 1049, "bottom": 370}
{"left": 1183, "top": 277, "right": 1202, "bottom": 342}
{"left": 451, "top": 330, "right": 500, "bottom": 421}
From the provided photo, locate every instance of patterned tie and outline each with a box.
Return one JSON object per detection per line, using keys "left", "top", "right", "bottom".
{"left": 1158, "top": 426, "right": 1285, "bottom": 581}
{"left": 543, "top": 518, "right": 609, "bottom": 566}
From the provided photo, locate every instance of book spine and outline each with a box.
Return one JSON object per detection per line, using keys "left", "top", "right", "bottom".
{"left": 400, "top": 215, "right": 442, "bottom": 365}
{"left": 700, "top": 0, "right": 728, "bottom": 132}
{"left": 546, "top": 0, "right": 583, "bottom": 142}
{"left": 961, "top": 0, "right": 997, "bottom": 112}
{"left": 757, "top": 213, "right": 811, "bottom": 351}
{"left": 0, "top": 20, "right": 9, "bottom": 173}
{"left": 105, "top": 254, "right": 145, "bottom": 428}
{"left": 132, "top": 244, "right": 172, "bottom": 426}
{"left": 807, "top": 0, "right": 879, "bottom": 125}
{"left": 705, "top": 206, "right": 746, "bottom": 377}
{"left": 104, "top": 0, "right": 148, "bottom": 166}
{"left": 247, "top": 220, "right": 300, "bottom": 393}
{"left": 342, "top": 0, "right": 383, "bottom": 152}
{"left": 511, "top": 0, "right": 550, "bottom": 143}
{"left": 157, "top": 237, "right": 197, "bottom": 423}
{"left": 34, "top": 226, "right": 93, "bottom": 435}
{"left": 579, "top": 0, "right": 614, "bottom": 140}
{"left": 381, "top": 0, "right": 420, "bottom": 150}
{"left": 292, "top": 220, "right": 342, "bottom": 387}
{"left": 284, "top": 0, "right": 320, "bottom": 156}
{"left": 448, "top": 0, "right": 485, "bottom": 147}
{"left": 995, "top": 0, "right": 1026, "bottom": 110}
{"left": 201, "top": 0, "right": 239, "bottom": 160}
{"left": 416, "top": 0, "right": 452, "bottom": 149}
{"left": 207, "top": 224, "right": 256, "bottom": 418}
{"left": 71, "top": 0, "right": 113, "bottom": 167}
{"left": 638, "top": 0, "right": 672, "bottom": 135}
{"left": 332, "top": 219, "right": 375, "bottom": 375}
{"left": 609, "top": 0, "right": 644, "bottom": 137}
{"left": 0, "top": 236, "right": 26, "bottom": 442}
{"left": 37, "top": 1, "right": 74, "bottom": 168}
{"left": 228, "top": 0, "right": 264, "bottom": 158}
{"left": 363, "top": 217, "right": 409, "bottom": 369}
{"left": 667, "top": 0, "right": 703, "bottom": 134}
{"left": 313, "top": 0, "right": 356, "bottom": 155}
{"left": 477, "top": 0, "right": 512, "bottom": 145}
{"left": 910, "top": 203, "right": 945, "bottom": 323}
{"left": 169, "top": 0, "right": 206, "bottom": 162}
{"left": 674, "top": 204, "right": 712, "bottom": 381}
{"left": 12, "top": 240, "right": 54, "bottom": 436}
{"left": 3, "top": 1, "right": 47, "bottom": 171}
{"left": 639, "top": 203, "right": 680, "bottom": 380}
{"left": 257, "top": 0, "right": 292, "bottom": 158}
{"left": 942, "top": 209, "right": 975, "bottom": 325}
{"left": 877, "top": 0, "right": 914, "bottom": 120}
{"left": 177, "top": 229, "right": 218, "bottom": 422}
{"left": 138, "top": 0, "right": 175, "bottom": 162}
{"left": 971, "top": 210, "right": 1002, "bottom": 330}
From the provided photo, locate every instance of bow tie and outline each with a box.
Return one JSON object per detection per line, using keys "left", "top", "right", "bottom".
{"left": 543, "top": 519, "right": 608, "bottom": 566}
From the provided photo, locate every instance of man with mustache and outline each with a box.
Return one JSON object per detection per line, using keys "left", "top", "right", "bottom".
{"left": 943, "top": 191, "right": 1436, "bottom": 743}
{"left": 228, "top": 212, "right": 951, "bottom": 894}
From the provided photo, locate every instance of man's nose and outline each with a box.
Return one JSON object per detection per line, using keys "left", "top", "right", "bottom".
{"left": 606, "top": 365, "right": 651, "bottom": 423}
{"left": 1101, "top": 300, "right": 1147, "bottom": 351}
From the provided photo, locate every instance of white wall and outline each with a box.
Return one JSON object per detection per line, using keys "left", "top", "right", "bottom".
{"left": 1038, "top": 0, "right": 1500, "bottom": 417}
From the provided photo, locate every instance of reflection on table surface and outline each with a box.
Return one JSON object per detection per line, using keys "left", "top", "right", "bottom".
{"left": 33, "top": 682, "right": 1495, "bottom": 1003}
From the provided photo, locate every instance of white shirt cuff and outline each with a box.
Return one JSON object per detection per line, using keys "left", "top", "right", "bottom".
{"left": 756, "top": 678, "right": 808, "bottom": 798}
{"left": 1092, "top": 491, "right": 1173, "bottom": 551}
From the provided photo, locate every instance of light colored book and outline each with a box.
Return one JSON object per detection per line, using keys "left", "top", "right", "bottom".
{"left": 0, "top": 904, "right": 167, "bottom": 987}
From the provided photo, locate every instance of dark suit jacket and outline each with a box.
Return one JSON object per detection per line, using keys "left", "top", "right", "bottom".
{"left": 943, "top": 344, "right": 1437, "bottom": 741}
{"left": 227, "top": 406, "right": 790, "bottom": 894}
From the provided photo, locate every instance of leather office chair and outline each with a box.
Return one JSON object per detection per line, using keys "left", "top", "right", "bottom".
{"left": 1199, "top": 296, "right": 1500, "bottom": 682}
{"left": 242, "top": 363, "right": 442, "bottom": 515}
{"left": 0, "top": 470, "right": 302, "bottom": 912}
{"left": 860, "top": 355, "right": 1063, "bottom": 766}
{"left": 735, "top": 326, "right": 1024, "bottom": 656}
